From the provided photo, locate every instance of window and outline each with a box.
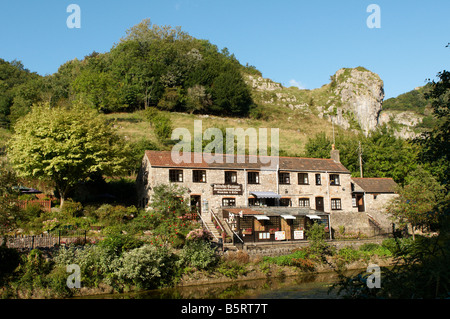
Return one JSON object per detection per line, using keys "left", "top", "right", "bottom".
{"left": 225, "top": 171, "right": 237, "bottom": 184}
{"left": 298, "top": 173, "right": 309, "bottom": 185}
{"left": 249, "top": 198, "right": 260, "bottom": 206}
{"left": 279, "top": 172, "right": 290, "bottom": 184}
{"left": 169, "top": 169, "right": 183, "bottom": 182}
{"left": 330, "top": 174, "right": 340, "bottom": 186}
{"left": 247, "top": 171, "right": 260, "bottom": 184}
{"left": 222, "top": 198, "right": 236, "bottom": 207}
{"left": 315, "top": 174, "right": 322, "bottom": 185}
{"left": 280, "top": 198, "right": 291, "bottom": 206}
{"left": 298, "top": 198, "right": 310, "bottom": 208}
{"left": 352, "top": 195, "right": 357, "bottom": 207}
{"left": 331, "top": 198, "right": 342, "bottom": 210}
{"left": 193, "top": 170, "right": 206, "bottom": 183}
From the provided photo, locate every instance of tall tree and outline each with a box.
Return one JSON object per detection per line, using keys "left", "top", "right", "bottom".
{"left": 387, "top": 166, "right": 444, "bottom": 240}
{"left": 416, "top": 70, "right": 450, "bottom": 187}
{"left": 0, "top": 162, "right": 21, "bottom": 239}
{"left": 7, "top": 102, "right": 128, "bottom": 207}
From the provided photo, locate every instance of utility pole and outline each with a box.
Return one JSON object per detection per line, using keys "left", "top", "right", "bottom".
{"left": 359, "top": 141, "right": 363, "bottom": 178}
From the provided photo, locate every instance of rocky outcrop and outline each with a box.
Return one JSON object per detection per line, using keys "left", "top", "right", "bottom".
{"left": 245, "top": 67, "right": 422, "bottom": 139}
{"left": 332, "top": 68, "right": 385, "bottom": 136}
{"left": 378, "top": 110, "right": 423, "bottom": 139}
{"left": 245, "top": 74, "right": 283, "bottom": 91}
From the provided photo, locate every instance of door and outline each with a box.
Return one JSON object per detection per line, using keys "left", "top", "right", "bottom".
{"left": 315, "top": 197, "right": 324, "bottom": 212}
{"left": 357, "top": 194, "right": 365, "bottom": 212}
{"left": 190, "top": 195, "right": 201, "bottom": 214}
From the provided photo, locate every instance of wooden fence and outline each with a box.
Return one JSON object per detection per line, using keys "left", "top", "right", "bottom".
{"left": 17, "top": 200, "right": 52, "bottom": 212}
{"left": 3, "top": 230, "right": 87, "bottom": 249}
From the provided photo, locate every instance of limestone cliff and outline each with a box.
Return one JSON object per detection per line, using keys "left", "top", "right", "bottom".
{"left": 331, "top": 67, "right": 384, "bottom": 135}
{"left": 246, "top": 67, "right": 423, "bottom": 138}
{"left": 246, "top": 67, "right": 385, "bottom": 136}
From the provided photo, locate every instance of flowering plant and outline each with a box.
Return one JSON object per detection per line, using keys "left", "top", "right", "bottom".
{"left": 42, "top": 218, "right": 59, "bottom": 230}
{"left": 186, "top": 228, "right": 213, "bottom": 241}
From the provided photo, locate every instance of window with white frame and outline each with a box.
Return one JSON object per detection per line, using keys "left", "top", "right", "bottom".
{"left": 331, "top": 198, "right": 342, "bottom": 210}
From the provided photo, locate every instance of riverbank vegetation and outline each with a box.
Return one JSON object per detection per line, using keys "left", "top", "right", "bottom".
{"left": 0, "top": 227, "right": 399, "bottom": 299}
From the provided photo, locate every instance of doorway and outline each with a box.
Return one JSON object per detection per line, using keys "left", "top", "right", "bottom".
{"left": 315, "top": 197, "right": 324, "bottom": 212}
{"left": 190, "top": 195, "right": 201, "bottom": 214}
{"left": 356, "top": 194, "right": 365, "bottom": 212}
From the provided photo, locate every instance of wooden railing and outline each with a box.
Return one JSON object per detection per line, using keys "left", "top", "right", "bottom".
{"left": 18, "top": 200, "right": 52, "bottom": 212}
{"left": 214, "top": 209, "right": 244, "bottom": 244}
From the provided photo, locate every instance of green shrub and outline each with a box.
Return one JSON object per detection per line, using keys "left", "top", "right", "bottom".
{"left": 53, "top": 244, "right": 121, "bottom": 289}
{"left": 262, "top": 249, "right": 314, "bottom": 267}
{"left": 216, "top": 260, "right": 248, "bottom": 279}
{"left": 46, "top": 265, "right": 74, "bottom": 298}
{"left": 14, "top": 249, "right": 53, "bottom": 293}
{"left": 62, "top": 200, "right": 83, "bottom": 218}
{"left": 337, "top": 246, "right": 361, "bottom": 263}
{"left": 115, "top": 244, "right": 178, "bottom": 289}
{"left": 95, "top": 204, "right": 136, "bottom": 227}
{"left": 305, "top": 223, "right": 334, "bottom": 259}
{"left": 0, "top": 246, "right": 20, "bottom": 284}
{"left": 381, "top": 237, "right": 415, "bottom": 256}
{"left": 359, "top": 243, "right": 380, "bottom": 252}
{"left": 98, "top": 233, "right": 144, "bottom": 256}
{"left": 178, "top": 240, "right": 218, "bottom": 270}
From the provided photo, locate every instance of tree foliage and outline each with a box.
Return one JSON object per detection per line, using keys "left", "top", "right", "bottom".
{"left": 387, "top": 166, "right": 445, "bottom": 239}
{"left": 303, "top": 127, "right": 418, "bottom": 185}
{"left": 69, "top": 19, "right": 254, "bottom": 116}
{"left": 416, "top": 70, "right": 450, "bottom": 187}
{"left": 7, "top": 102, "right": 129, "bottom": 206}
{"left": 0, "top": 162, "right": 22, "bottom": 236}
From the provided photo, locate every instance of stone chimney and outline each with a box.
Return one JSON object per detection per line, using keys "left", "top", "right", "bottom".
{"left": 331, "top": 144, "right": 340, "bottom": 163}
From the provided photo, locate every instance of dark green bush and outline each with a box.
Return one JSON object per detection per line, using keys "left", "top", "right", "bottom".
{"left": 98, "top": 233, "right": 144, "bottom": 256}
{"left": 178, "top": 240, "right": 218, "bottom": 270}
{"left": 359, "top": 243, "right": 380, "bottom": 252}
{"left": 0, "top": 246, "right": 20, "bottom": 284}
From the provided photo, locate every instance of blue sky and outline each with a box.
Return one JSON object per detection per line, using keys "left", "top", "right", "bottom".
{"left": 0, "top": 0, "right": 448, "bottom": 99}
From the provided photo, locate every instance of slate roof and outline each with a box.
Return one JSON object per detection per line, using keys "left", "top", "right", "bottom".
{"left": 144, "top": 150, "right": 350, "bottom": 173}
{"left": 351, "top": 178, "right": 398, "bottom": 193}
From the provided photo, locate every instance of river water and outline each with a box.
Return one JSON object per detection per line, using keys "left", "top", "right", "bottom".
{"left": 85, "top": 270, "right": 359, "bottom": 299}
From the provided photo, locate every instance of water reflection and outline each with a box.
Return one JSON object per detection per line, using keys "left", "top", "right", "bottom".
{"left": 86, "top": 271, "right": 356, "bottom": 299}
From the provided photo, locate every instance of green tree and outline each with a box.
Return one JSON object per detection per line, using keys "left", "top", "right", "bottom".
{"left": 416, "top": 70, "right": 450, "bottom": 187}
{"left": 363, "top": 126, "right": 418, "bottom": 185}
{"left": 210, "top": 67, "right": 253, "bottom": 116}
{"left": 387, "top": 166, "right": 444, "bottom": 240}
{"left": 140, "top": 184, "right": 194, "bottom": 247}
{"left": 0, "top": 162, "right": 22, "bottom": 238}
{"left": 7, "top": 102, "right": 129, "bottom": 207}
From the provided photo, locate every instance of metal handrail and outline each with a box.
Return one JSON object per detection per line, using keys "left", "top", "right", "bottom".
{"left": 197, "top": 212, "right": 219, "bottom": 241}
{"left": 220, "top": 213, "right": 244, "bottom": 244}
{"left": 210, "top": 209, "right": 225, "bottom": 233}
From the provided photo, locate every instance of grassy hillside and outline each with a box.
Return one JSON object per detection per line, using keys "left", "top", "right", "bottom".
{"left": 383, "top": 85, "right": 432, "bottom": 115}
{"left": 103, "top": 102, "right": 359, "bottom": 158}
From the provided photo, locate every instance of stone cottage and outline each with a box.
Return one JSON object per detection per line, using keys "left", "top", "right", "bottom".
{"left": 136, "top": 147, "right": 398, "bottom": 242}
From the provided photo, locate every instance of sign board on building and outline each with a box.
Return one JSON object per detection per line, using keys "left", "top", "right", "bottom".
{"left": 275, "top": 231, "right": 285, "bottom": 241}
{"left": 294, "top": 230, "right": 304, "bottom": 240}
{"left": 212, "top": 184, "right": 243, "bottom": 195}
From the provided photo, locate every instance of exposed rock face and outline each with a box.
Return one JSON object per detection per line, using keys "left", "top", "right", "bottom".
{"left": 245, "top": 67, "right": 422, "bottom": 139}
{"left": 245, "top": 74, "right": 283, "bottom": 91}
{"left": 333, "top": 68, "right": 385, "bottom": 136}
{"left": 378, "top": 110, "right": 423, "bottom": 139}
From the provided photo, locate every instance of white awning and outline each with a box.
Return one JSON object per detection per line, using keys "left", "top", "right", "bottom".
{"left": 307, "top": 214, "right": 322, "bottom": 220}
{"left": 254, "top": 215, "right": 270, "bottom": 220}
{"left": 281, "top": 215, "right": 296, "bottom": 220}
{"left": 249, "top": 191, "right": 281, "bottom": 199}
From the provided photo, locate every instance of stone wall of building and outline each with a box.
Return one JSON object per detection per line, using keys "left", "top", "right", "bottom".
{"left": 140, "top": 161, "right": 357, "bottom": 214}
